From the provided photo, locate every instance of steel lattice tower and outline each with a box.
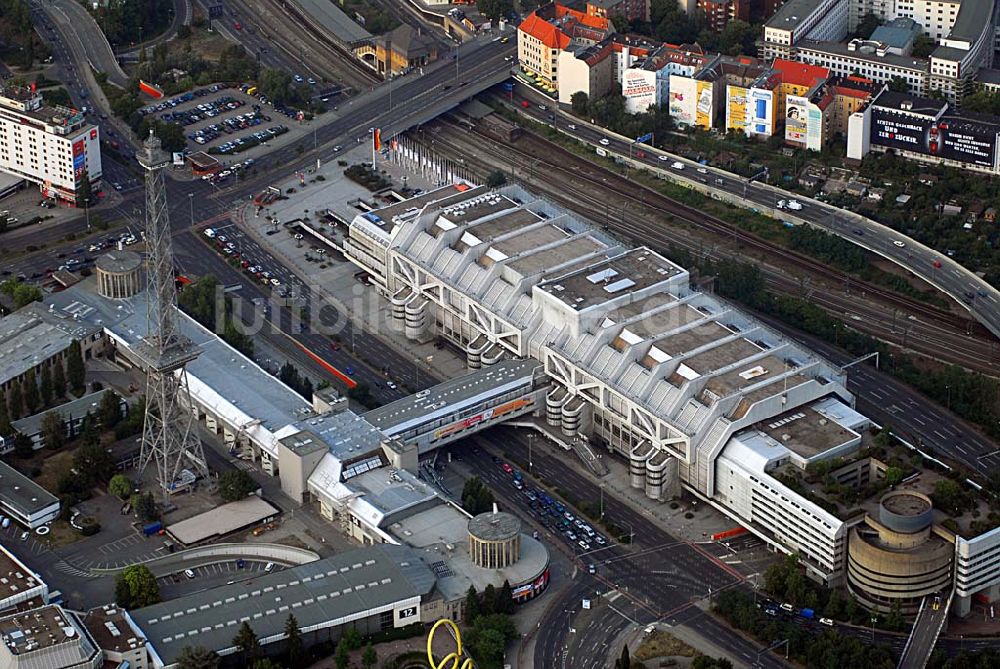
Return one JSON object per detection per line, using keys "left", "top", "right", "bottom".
{"left": 136, "top": 131, "right": 209, "bottom": 494}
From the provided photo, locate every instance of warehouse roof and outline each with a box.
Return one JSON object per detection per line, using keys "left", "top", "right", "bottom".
{"left": 132, "top": 544, "right": 434, "bottom": 666}
{"left": 0, "top": 312, "right": 75, "bottom": 387}
{"left": 165, "top": 496, "right": 278, "bottom": 546}
{"left": 0, "top": 460, "right": 59, "bottom": 520}
{"left": 12, "top": 390, "right": 114, "bottom": 438}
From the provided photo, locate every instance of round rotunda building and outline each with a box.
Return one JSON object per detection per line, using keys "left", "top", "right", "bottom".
{"left": 95, "top": 250, "right": 142, "bottom": 299}
{"left": 468, "top": 511, "right": 521, "bottom": 569}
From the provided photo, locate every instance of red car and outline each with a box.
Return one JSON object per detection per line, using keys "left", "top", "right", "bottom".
{"left": 501, "top": 463, "right": 513, "bottom": 474}
{"left": 520, "top": 100, "right": 530, "bottom": 108}
{"left": 932, "top": 259, "right": 942, "bottom": 268}
{"left": 233, "top": 21, "right": 242, "bottom": 30}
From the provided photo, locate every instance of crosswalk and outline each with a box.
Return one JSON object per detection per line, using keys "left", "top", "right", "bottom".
{"left": 51, "top": 561, "right": 98, "bottom": 578}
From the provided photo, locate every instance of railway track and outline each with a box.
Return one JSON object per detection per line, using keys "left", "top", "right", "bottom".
{"left": 231, "top": 0, "right": 378, "bottom": 91}
{"left": 416, "top": 119, "right": 1000, "bottom": 374}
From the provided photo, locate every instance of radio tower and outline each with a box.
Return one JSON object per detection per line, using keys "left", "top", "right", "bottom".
{"left": 136, "top": 131, "right": 210, "bottom": 495}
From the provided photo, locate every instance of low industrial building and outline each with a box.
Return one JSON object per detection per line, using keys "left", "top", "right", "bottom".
{"left": 0, "top": 542, "right": 48, "bottom": 614}
{"left": 126, "top": 544, "right": 436, "bottom": 669}
{"left": 0, "top": 459, "right": 60, "bottom": 529}
{"left": 10, "top": 389, "right": 126, "bottom": 449}
{"left": 0, "top": 604, "right": 101, "bottom": 669}
{"left": 164, "top": 496, "right": 278, "bottom": 546}
{"left": 83, "top": 605, "right": 149, "bottom": 669}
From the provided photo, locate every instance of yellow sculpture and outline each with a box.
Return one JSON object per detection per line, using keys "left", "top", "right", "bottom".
{"left": 427, "top": 618, "right": 475, "bottom": 669}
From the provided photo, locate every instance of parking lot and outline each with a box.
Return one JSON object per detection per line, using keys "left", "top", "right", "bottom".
{"left": 158, "top": 559, "right": 285, "bottom": 600}
{"left": 138, "top": 85, "right": 315, "bottom": 160}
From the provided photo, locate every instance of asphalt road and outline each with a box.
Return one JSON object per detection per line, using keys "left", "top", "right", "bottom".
{"left": 173, "top": 226, "right": 412, "bottom": 405}
{"left": 462, "top": 428, "right": 791, "bottom": 669}
{"left": 37, "top": 0, "right": 129, "bottom": 87}
{"left": 506, "top": 90, "right": 1000, "bottom": 341}
{"left": 752, "top": 310, "right": 999, "bottom": 477}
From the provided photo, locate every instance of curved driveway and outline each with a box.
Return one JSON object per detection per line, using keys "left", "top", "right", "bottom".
{"left": 39, "top": 0, "right": 128, "bottom": 87}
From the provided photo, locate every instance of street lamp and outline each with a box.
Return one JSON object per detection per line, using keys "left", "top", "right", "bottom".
{"left": 528, "top": 432, "right": 534, "bottom": 473}
{"left": 188, "top": 193, "right": 194, "bottom": 228}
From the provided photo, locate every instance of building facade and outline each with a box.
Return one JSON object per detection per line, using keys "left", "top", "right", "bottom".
{"left": 0, "top": 84, "right": 101, "bottom": 205}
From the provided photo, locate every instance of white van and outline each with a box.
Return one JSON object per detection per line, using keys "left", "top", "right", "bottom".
{"left": 203, "top": 228, "right": 216, "bottom": 238}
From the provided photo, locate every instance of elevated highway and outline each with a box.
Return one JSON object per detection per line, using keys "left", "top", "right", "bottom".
{"left": 508, "top": 87, "right": 1000, "bottom": 343}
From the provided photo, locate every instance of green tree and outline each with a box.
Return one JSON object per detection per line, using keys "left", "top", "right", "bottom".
{"left": 131, "top": 492, "right": 159, "bottom": 521}
{"left": 0, "top": 280, "right": 43, "bottom": 308}
{"left": 74, "top": 439, "right": 115, "bottom": 484}
{"left": 465, "top": 585, "right": 481, "bottom": 623}
{"left": 464, "top": 614, "right": 518, "bottom": 669}
{"left": 885, "top": 598, "right": 904, "bottom": 631}
{"left": 461, "top": 476, "right": 495, "bottom": 516}
{"left": 219, "top": 469, "right": 258, "bottom": 502}
{"left": 334, "top": 639, "right": 349, "bottom": 669}
{"left": 22, "top": 370, "right": 39, "bottom": 415}
{"left": 485, "top": 170, "right": 507, "bottom": 188}
{"left": 341, "top": 626, "right": 362, "bottom": 650}
{"left": 233, "top": 621, "right": 261, "bottom": 662}
{"left": 76, "top": 171, "right": 94, "bottom": 207}
{"left": 251, "top": 660, "right": 280, "bottom": 669}
{"left": 66, "top": 340, "right": 85, "bottom": 393}
{"left": 109, "top": 474, "right": 133, "bottom": 499}
{"left": 482, "top": 583, "right": 497, "bottom": 616}
{"left": 476, "top": 0, "right": 513, "bottom": 21}
{"left": 100, "top": 390, "right": 123, "bottom": 427}
{"left": 911, "top": 34, "right": 935, "bottom": 58}
{"left": 258, "top": 68, "right": 295, "bottom": 106}
{"left": 615, "top": 644, "right": 631, "bottom": 669}
{"left": 285, "top": 614, "right": 306, "bottom": 665}
{"left": 8, "top": 382, "right": 23, "bottom": 420}
{"left": 52, "top": 361, "right": 66, "bottom": 399}
{"left": 40, "top": 410, "right": 65, "bottom": 449}
{"left": 114, "top": 573, "right": 133, "bottom": 608}
{"left": 362, "top": 642, "right": 377, "bottom": 669}
{"left": 12, "top": 433, "right": 34, "bottom": 458}
{"left": 932, "top": 478, "right": 967, "bottom": 515}
{"left": 853, "top": 12, "right": 881, "bottom": 38}
{"left": 496, "top": 580, "right": 514, "bottom": 615}
{"left": 116, "top": 564, "right": 160, "bottom": 608}
{"left": 39, "top": 364, "right": 53, "bottom": 407}
{"left": 571, "top": 91, "right": 590, "bottom": 117}
{"left": 888, "top": 77, "right": 910, "bottom": 93}
{"left": 0, "top": 390, "right": 11, "bottom": 436}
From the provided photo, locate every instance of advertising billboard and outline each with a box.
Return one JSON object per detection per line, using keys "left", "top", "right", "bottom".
{"left": 937, "top": 118, "right": 998, "bottom": 168}
{"left": 433, "top": 397, "right": 533, "bottom": 440}
{"left": 669, "top": 77, "right": 713, "bottom": 129}
{"left": 870, "top": 107, "right": 999, "bottom": 169}
{"left": 623, "top": 68, "right": 658, "bottom": 114}
{"left": 669, "top": 75, "right": 697, "bottom": 126}
{"left": 726, "top": 85, "right": 749, "bottom": 132}
{"left": 785, "top": 95, "right": 809, "bottom": 145}
{"left": 806, "top": 105, "right": 823, "bottom": 151}
{"left": 694, "top": 80, "right": 713, "bottom": 129}
{"left": 749, "top": 88, "right": 774, "bottom": 136}
{"left": 728, "top": 86, "right": 775, "bottom": 137}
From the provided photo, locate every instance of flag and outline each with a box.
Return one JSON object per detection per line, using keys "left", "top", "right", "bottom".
{"left": 373, "top": 128, "right": 382, "bottom": 152}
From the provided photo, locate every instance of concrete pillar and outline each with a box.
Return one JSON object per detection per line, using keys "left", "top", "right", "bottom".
{"left": 953, "top": 593, "right": 972, "bottom": 618}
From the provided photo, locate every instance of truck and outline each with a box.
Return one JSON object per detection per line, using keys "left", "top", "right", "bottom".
{"left": 142, "top": 521, "right": 163, "bottom": 537}
{"left": 800, "top": 608, "right": 815, "bottom": 619}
